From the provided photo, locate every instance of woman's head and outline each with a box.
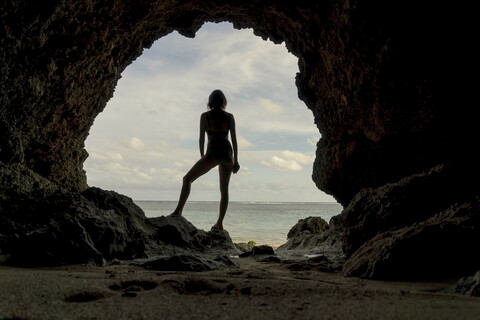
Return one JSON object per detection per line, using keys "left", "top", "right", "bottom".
{"left": 207, "top": 90, "right": 227, "bottom": 110}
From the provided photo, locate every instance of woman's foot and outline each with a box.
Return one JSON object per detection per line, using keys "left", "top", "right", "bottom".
{"left": 169, "top": 212, "right": 182, "bottom": 217}
{"left": 210, "top": 223, "right": 223, "bottom": 231}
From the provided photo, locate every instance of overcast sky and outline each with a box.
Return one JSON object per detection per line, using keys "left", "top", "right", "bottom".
{"left": 84, "top": 22, "right": 336, "bottom": 203}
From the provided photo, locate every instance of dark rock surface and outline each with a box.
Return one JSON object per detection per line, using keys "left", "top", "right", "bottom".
{"left": 340, "top": 164, "right": 479, "bottom": 257}
{"left": 341, "top": 196, "right": 480, "bottom": 280}
{"left": 448, "top": 270, "right": 480, "bottom": 297}
{"left": 0, "top": 187, "right": 239, "bottom": 269}
{"left": 286, "top": 216, "right": 329, "bottom": 239}
{"left": 1, "top": 1, "right": 479, "bottom": 278}
{"left": 239, "top": 245, "right": 280, "bottom": 263}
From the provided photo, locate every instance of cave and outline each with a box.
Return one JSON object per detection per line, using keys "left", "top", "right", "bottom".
{"left": 1, "top": 1, "right": 479, "bottom": 279}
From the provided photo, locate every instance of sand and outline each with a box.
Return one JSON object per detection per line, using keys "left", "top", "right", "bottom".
{"left": 0, "top": 259, "right": 479, "bottom": 320}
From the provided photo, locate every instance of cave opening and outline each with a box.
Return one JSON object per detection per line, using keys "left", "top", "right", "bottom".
{"left": 84, "top": 22, "right": 340, "bottom": 245}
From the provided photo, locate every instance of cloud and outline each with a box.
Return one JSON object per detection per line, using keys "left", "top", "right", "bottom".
{"left": 279, "top": 150, "right": 314, "bottom": 164}
{"left": 260, "top": 150, "right": 314, "bottom": 171}
{"left": 123, "top": 137, "right": 146, "bottom": 151}
{"left": 261, "top": 156, "right": 303, "bottom": 171}
{"left": 257, "top": 98, "right": 284, "bottom": 114}
{"left": 237, "top": 135, "right": 254, "bottom": 149}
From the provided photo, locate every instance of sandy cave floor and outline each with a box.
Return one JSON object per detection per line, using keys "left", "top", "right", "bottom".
{"left": 0, "top": 258, "right": 479, "bottom": 320}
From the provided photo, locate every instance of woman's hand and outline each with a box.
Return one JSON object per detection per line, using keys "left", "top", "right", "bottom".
{"left": 233, "top": 161, "right": 240, "bottom": 174}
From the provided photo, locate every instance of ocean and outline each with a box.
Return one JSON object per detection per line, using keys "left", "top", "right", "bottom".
{"left": 135, "top": 201, "right": 343, "bottom": 247}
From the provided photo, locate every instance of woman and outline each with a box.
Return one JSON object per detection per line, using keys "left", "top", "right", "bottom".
{"left": 170, "top": 90, "right": 240, "bottom": 231}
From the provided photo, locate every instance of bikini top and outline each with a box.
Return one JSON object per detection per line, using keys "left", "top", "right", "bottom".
{"left": 206, "top": 112, "right": 229, "bottom": 137}
{"left": 207, "top": 130, "right": 228, "bottom": 137}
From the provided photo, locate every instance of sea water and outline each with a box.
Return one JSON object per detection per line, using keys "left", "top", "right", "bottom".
{"left": 135, "top": 201, "right": 343, "bottom": 247}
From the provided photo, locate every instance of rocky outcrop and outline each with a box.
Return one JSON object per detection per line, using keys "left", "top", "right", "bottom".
{"left": 286, "top": 216, "right": 329, "bottom": 239}
{"left": 449, "top": 270, "right": 480, "bottom": 297}
{"left": 340, "top": 164, "right": 478, "bottom": 256}
{"left": 340, "top": 166, "right": 480, "bottom": 279}
{"left": 0, "top": 187, "right": 239, "bottom": 268}
{"left": 1, "top": 1, "right": 479, "bottom": 277}
{"left": 342, "top": 197, "right": 480, "bottom": 279}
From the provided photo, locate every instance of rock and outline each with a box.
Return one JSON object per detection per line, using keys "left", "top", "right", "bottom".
{"left": 342, "top": 198, "right": 480, "bottom": 280}
{"left": 0, "top": 187, "right": 156, "bottom": 266}
{"left": 287, "top": 216, "right": 329, "bottom": 239}
{"left": 149, "top": 216, "right": 239, "bottom": 255}
{"left": 340, "top": 164, "right": 478, "bottom": 257}
{"left": 1, "top": 0, "right": 477, "bottom": 206}
{"left": 1, "top": 1, "right": 479, "bottom": 278}
{"left": 448, "top": 270, "right": 480, "bottom": 297}
{"left": 0, "top": 187, "right": 239, "bottom": 267}
{"left": 235, "top": 242, "right": 255, "bottom": 253}
{"left": 239, "top": 245, "right": 280, "bottom": 263}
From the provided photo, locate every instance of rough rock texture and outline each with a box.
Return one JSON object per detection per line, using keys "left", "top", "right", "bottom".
{"left": 340, "top": 164, "right": 478, "bottom": 256}
{"left": 1, "top": 1, "right": 479, "bottom": 277}
{"left": 449, "top": 270, "right": 480, "bottom": 297}
{"left": 0, "top": 187, "right": 239, "bottom": 268}
{"left": 148, "top": 216, "right": 239, "bottom": 255}
{"left": 342, "top": 196, "right": 480, "bottom": 280}
{"left": 286, "top": 216, "right": 329, "bottom": 239}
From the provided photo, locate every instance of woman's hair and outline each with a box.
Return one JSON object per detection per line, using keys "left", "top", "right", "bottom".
{"left": 207, "top": 90, "right": 227, "bottom": 110}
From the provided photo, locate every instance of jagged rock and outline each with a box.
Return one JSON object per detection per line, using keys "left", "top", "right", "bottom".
{"left": 448, "top": 270, "right": 480, "bottom": 297}
{"left": 235, "top": 242, "right": 255, "bottom": 253}
{"left": 1, "top": 1, "right": 478, "bottom": 204}
{"left": 342, "top": 198, "right": 480, "bottom": 280}
{"left": 287, "top": 216, "right": 329, "bottom": 239}
{"left": 340, "top": 164, "right": 479, "bottom": 257}
{"left": 239, "top": 245, "right": 280, "bottom": 263}
{"left": 0, "top": 187, "right": 156, "bottom": 266}
{"left": 149, "top": 216, "right": 239, "bottom": 255}
{"left": 1, "top": 1, "right": 479, "bottom": 277}
{"left": 0, "top": 187, "right": 239, "bottom": 268}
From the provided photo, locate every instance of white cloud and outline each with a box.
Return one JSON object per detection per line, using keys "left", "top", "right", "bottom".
{"left": 258, "top": 98, "right": 284, "bottom": 114}
{"left": 279, "top": 150, "right": 314, "bottom": 164}
{"left": 237, "top": 135, "right": 254, "bottom": 149}
{"left": 261, "top": 156, "right": 303, "bottom": 171}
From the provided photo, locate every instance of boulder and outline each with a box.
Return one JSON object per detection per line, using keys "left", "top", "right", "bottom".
{"left": 286, "top": 216, "right": 329, "bottom": 239}
{"left": 342, "top": 198, "right": 480, "bottom": 280}
{"left": 0, "top": 187, "right": 239, "bottom": 268}
{"left": 448, "top": 270, "right": 480, "bottom": 297}
{"left": 340, "top": 164, "right": 479, "bottom": 257}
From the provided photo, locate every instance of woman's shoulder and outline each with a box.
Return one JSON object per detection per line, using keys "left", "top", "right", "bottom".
{"left": 223, "top": 110, "right": 234, "bottom": 118}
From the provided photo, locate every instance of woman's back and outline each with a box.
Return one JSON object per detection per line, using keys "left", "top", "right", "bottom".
{"left": 205, "top": 109, "right": 231, "bottom": 135}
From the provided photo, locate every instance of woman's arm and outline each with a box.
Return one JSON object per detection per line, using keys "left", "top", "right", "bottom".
{"left": 199, "top": 113, "right": 207, "bottom": 157}
{"left": 229, "top": 114, "right": 238, "bottom": 163}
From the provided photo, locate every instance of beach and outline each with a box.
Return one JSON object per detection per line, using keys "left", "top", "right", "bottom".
{"left": 1, "top": 258, "right": 479, "bottom": 320}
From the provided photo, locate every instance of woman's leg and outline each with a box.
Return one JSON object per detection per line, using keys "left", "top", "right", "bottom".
{"left": 171, "top": 156, "right": 217, "bottom": 216}
{"left": 212, "top": 164, "right": 233, "bottom": 230}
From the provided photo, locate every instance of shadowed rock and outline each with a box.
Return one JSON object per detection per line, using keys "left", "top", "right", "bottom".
{"left": 286, "top": 216, "right": 329, "bottom": 239}
{"left": 448, "top": 270, "right": 480, "bottom": 297}
{"left": 1, "top": 1, "right": 479, "bottom": 278}
{"left": 0, "top": 187, "right": 239, "bottom": 268}
{"left": 342, "top": 197, "right": 480, "bottom": 280}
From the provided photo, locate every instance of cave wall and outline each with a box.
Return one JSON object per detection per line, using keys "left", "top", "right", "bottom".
{"left": 1, "top": 0, "right": 479, "bottom": 205}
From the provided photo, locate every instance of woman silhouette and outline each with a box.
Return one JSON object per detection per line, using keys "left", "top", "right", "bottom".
{"left": 170, "top": 90, "right": 240, "bottom": 231}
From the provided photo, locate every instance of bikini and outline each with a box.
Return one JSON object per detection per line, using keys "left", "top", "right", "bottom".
{"left": 205, "top": 112, "right": 233, "bottom": 165}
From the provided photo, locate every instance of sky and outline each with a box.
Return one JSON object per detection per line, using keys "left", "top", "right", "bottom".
{"left": 84, "top": 22, "right": 337, "bottom": 203}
